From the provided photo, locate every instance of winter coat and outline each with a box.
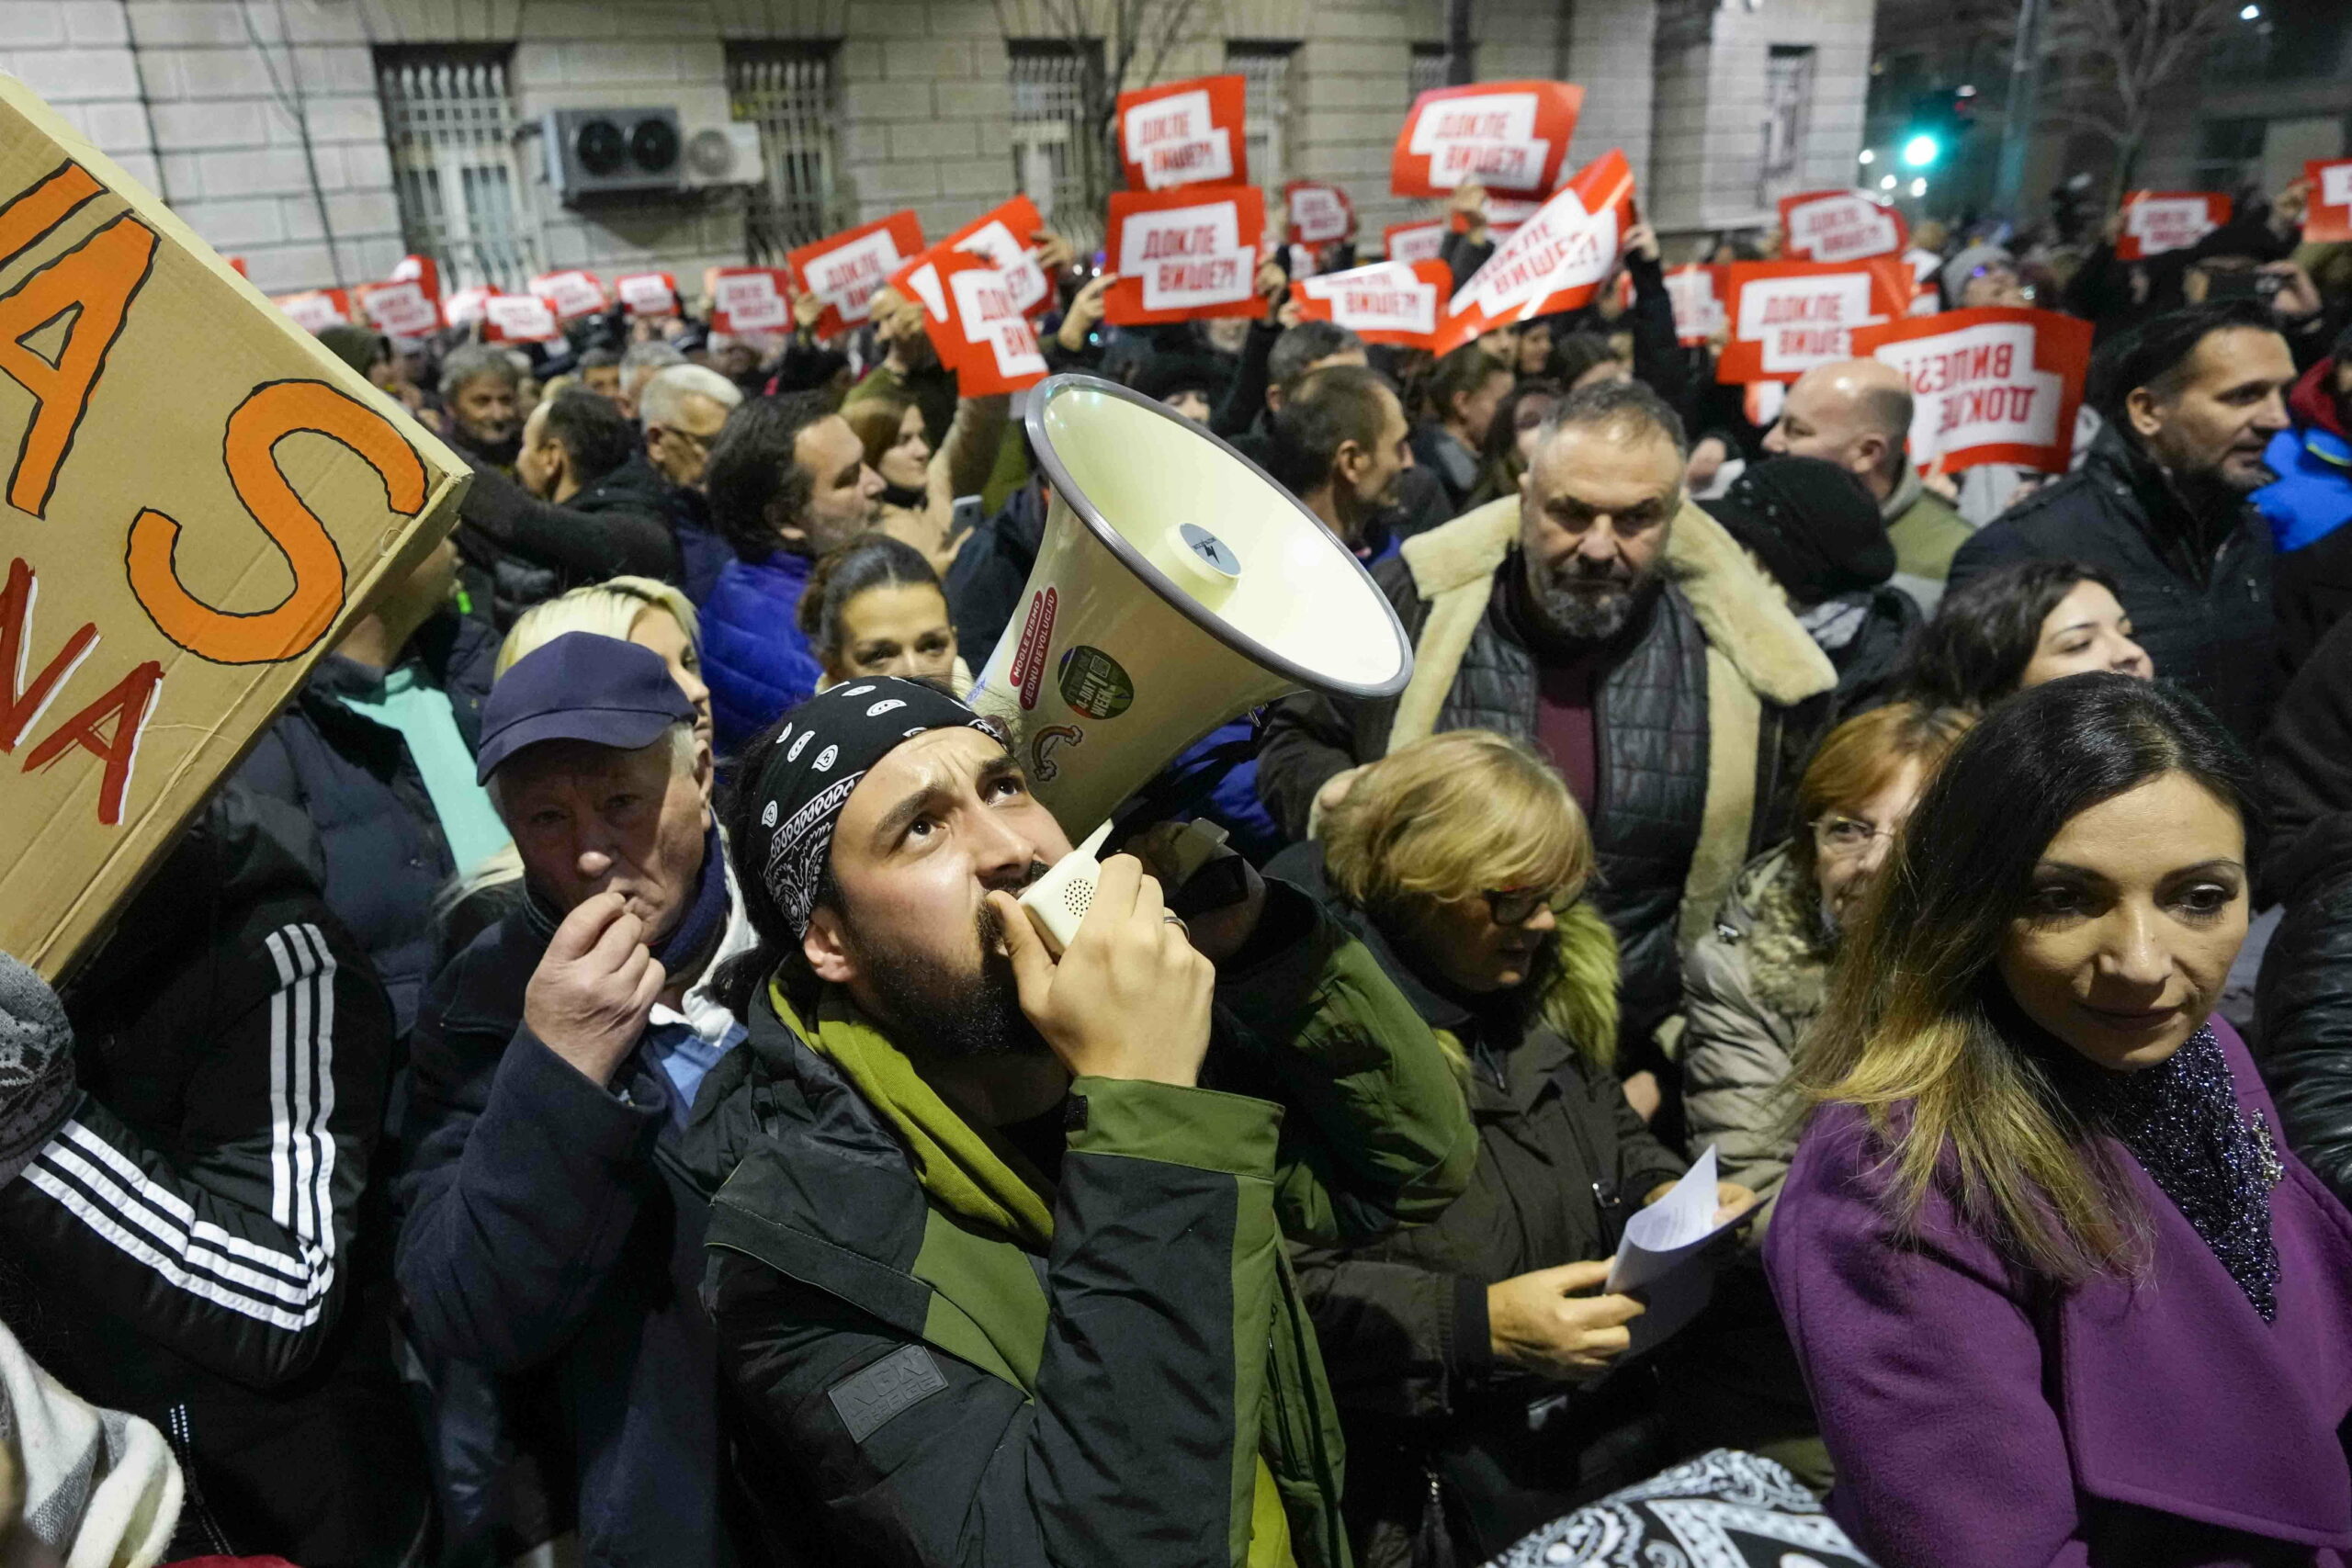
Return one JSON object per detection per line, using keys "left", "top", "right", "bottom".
{"left": 234, "top": 607, "right": 502, "bottom": 1036}
{"left": 945, "top": 478, "right": 1046, "bottom": 667}
{"left": 1680, "top": 844, "right": 1828, "bottom": 1227}
{"left": 1269, "top": 845, "right": 1688, "bottom": 1565}
{"left": 874, "top": 394, "right": 1012, "bottom": 574}
{"left": 1950, "top": 423, "right": 2278, "bottom": 750}
{"left": 2257, "top": 813, "right": 2352, "bottom": 1209}
{"left": 1769, "top": 1019, "right": 2352, "bottom": 1567}
{"left": 454, "top": 456, "right": 682, "bottom": 629}
{"left": 600, "top": 449, "right": 729, "bottom": 606}
{"left": 702, "top": 547, "right": 823, "bottom": 760}
{"left": 1255, "top": 496, "right": 1838, "bottom": 1049}
{"left": 0, "top": 785, "right": 426, "bottom": 1566}
{"left": 679, "top": 877, "right": 1478, "bottom": 1568}
{"left": 2259, "top": 610, "right": 2352, "bottom": 906}
{"left": 1881, "top": 469, "right": 1974, "bottom": 614}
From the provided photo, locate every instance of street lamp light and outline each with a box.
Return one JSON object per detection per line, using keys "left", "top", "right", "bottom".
{"left": 1910, "top": 177, "right": 1928, "bottom": 197}
{"left": 1902, "top": 133, "right": 1941, "bottom": 167}
{"left": 1880, "top": 175, "right": 1898, "bottom": 191}
{"left": 2239, "top": 4, "right": 2260, "bottom": 17}
{"left": 1860, "top": 148, "right": 1876, "bottom": 164}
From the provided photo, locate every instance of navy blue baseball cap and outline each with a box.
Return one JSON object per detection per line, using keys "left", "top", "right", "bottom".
{"left": 474, "top": 632, "right": 696, "bottom": 784}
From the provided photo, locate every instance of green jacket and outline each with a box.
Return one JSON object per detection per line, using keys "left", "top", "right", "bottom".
{"left": 684, "top": 882, "right": 1476, "bottom": 1567}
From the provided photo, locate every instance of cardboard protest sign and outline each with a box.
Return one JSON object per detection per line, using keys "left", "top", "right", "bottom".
{"left": 1432, "top": 149, "right": 1634, "bottom": 355}
{"left": 1294, "top": 260, "right": 1453, "bottom": 347}
{"left": 1393, "top": 81, "right": 1581, "bottom": 199}
{"left": 788, "top": 210, "right": 925, "bottom": 337}
{"left": 937, "top": 252, "right": 1048, "bottom": 395}
{"left": 1284, "top": 181, "right": 1356, "bottom": 246}
{"left": 2119, "top": 192, "right": 2230, "bottom": 259}
{"left": 444, "top": 285, "right": 493, "bottom": 329}
{"left": 1779, "top": 189, "right": 1907, "bottom": 264}
{"left": 1103, "top": 186, "right": 1265, "bottom": 325}
{"left": 708, "top": 267, "right": 792, "bottom": 333}
{"left": 2306, "top": 160, "right": 2352, "bottom": 244}
{"left": 1852, "top": 306, "right": 2092, "bottom": 474}
{"left": 0, "top": 78, "right": 470, "bottom": 977}
{"left": 356, "top": 277, "right": 441, "bottom": 339}
{"left": 945, "top": 195, "right": 1053, "bottom": 318}
{"left": 273, "top": 288, "right": 351, "bottom": 333}
{"left": 1716, "top": 257, "right": 1914, "bottom": 383}
{"left": 528, "top": 268, "right": 606, "bottom": 320}
{"left": 1385, "top": 220, "right": 1446, "bottom": 264}
{"left": 481, "top": 291, "right": 560, "bottom": 343}
{"left": 390, "top": 253, "right": 439, "bottom": 301}
{"left": 1662, "top": 264, "right": 1729, "bottom": 346}
{"left": 615, "top": 271, "right": 679, "bottom": 317}
{"left": 1117, "top": 75, "right": 1246, "bottom": 192}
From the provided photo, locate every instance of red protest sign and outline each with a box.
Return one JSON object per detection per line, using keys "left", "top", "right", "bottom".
{"left": 709, "top": 267, "right": 792, "bottom": 333}
{"left": 1851, "top": 306, "right": 2092, "bottom": 475}
{"left": 945, "top": 195, "right": 1054, "bottom": 318}
{"left": 482, "top": 291, "right": 561, "bottom": 344}
{"left": 1284, "top": 181, "right": 1356, "bottom": 246}
{"left": 528, "top": 269, "right": 605, "bottom": 320}
{"left": 1117, "top": 75, "right": 1247, "bottom": 192}
{"left": 788, "top": 211, "right": 925, "bottom": 337}
{"left": 1717, "top": 257, "right": 1914, "bottom": 384}
{"left": 1104, "top": 185, "right": 1265, "bottom": 325}
{"left": 445, "top": 286, "right": 493, "bottom": 328}
{"left": 1662, "top": 264, "right": 1729, "bottom": 346}
{"left": 1294, "top": 260, "right": 1454, "bottom": 347}
{"left": 615, "top": 271, "right": 680, "bottom": 317}
{"left": 1779, "top": 189, "right": 1908, "bottom": 264}
{"left": 355, "top": 277, "right": 441, "bottom": 338}
{"left": 939, "top": 251, "right": 1048, "bottom": 395}
{"left": 272, "top": 288, "right": 351, "bottom": 333}
{"left": 2118, "top": 192, "right": 2231, "bottom": 259}
{"left": 2306, "top": 160, "right": 2352, "bottom": 244}
{"left": 390, "top": 253, "right": 440, "bottom": 302}
{"left": 1432, "top": 148, "right": 1634, "bottom": 355}
{"left": 1385, "top": 220, "right": 1446, "bottom": 264}
{"left": 1392, "top": 81, "right": 1581, "bottom": 199}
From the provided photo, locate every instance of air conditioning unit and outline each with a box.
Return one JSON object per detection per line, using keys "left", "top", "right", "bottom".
{"left": 544, "top": 107, "right": 683, "bottom": 198}
{"left": 681, "top": 120, "right": 763, "bottom": 188}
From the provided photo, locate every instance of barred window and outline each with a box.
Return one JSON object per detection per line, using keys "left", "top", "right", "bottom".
{"left": 374, "top": 45, "right": 540, "bottom": 290}
{"left": 1408, "top": 42, "right": 1460, "bottom": 101}
{"left": 1009, "top": 40, "right": 1103, "bottom": 246}
{"left": 1758, "top": 44, "right": 1817, "bottom": 205}
{"left": 1226, "top": 41, "right": 1298, "bottom": 186}
{"left": 728, "top": 41, "right": 842, "bottom": 258}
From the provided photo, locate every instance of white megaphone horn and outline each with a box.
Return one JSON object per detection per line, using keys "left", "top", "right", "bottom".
{"left": 968, "top": 375, "right": 1413, "bottom": 945}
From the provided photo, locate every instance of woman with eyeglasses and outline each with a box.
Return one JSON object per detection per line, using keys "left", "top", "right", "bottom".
{"left": 1769, "top": 674, "right": 2352, "bottom": 1567}
{"left": 1270, "top": 731, "right": 1752, "bottom": 1567}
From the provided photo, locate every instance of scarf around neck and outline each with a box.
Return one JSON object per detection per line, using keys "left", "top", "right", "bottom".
{"left": 525, "top": 819, "right": 733, "bottom": 989}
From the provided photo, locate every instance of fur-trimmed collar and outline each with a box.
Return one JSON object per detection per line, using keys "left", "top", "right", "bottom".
{"left": 1398, "top": 495, "right": 1835, "bottom": 705}
{"left": 1726, "top": 846, "right": 1834, "bottom": 1025}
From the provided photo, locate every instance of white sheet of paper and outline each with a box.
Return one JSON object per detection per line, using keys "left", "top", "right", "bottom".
{"left": 1605, "top": 1145, "right": 1742, "bottom": 1353}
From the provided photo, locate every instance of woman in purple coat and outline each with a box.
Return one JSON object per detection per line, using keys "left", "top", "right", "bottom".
{"left": 1767, "top": 672, "right": 2352, "bottom": 1567}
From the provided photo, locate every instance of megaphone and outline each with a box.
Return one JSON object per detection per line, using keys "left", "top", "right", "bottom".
{"left": 971, "top": 373, "right": 1413, "bottom": 854}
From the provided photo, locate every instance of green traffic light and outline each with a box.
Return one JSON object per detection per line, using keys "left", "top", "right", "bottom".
{"left": 1902, "top": 133, "right": 1941, "bottom": 167}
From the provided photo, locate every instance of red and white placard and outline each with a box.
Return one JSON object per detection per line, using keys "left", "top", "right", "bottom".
{"left": 1716, "top": 257, "right": 1915, "bottom": 383}
{"left": 1385, "top": 220, "right": 1447, "bottom": 265}
{"left": 444, "top": 286, "right": 494, "bottom": 329}
{"left": 272, "top": 288, "right": 351, "bottom": 333}
{"left": 787, "top": 210, "right": 925, "bottom": 338}
{"left": 1103, "top": 186, "right": 1265, "bottom": 325}
{"left": 1778, "top": 189, "right": 1908, "bottom": 264}
{"left": 1432, "top": 149, "right": 1634, "bottom": 355}
{"left": 2118, "top": 192, "right": 2231, "bottom": 260}
{"left": 1294, "top": 260, "right": 1454, "bottom": 347}
{"left": 355, "top": 278, "right": 441, "bottom": 338}
{"left": 941, "top": 252, "right": 1048, "bottom": 395}
{"left": 1851, "top": 306, "right": 2093, "bottom": 474}
{"left": 1284, "top": 181, "right": 1356, "bottom": 246}
{"left": 1116, "top": 75, "right": 1246, "bottom": 192}
{"left": 615, "top": 271, "right": 680, "bottom": 317}
{"left": 1392, "top": 81, "right": 1581, "bottom": 199}
{"left": 945, "top": 195, "right": 1054, "bottom": 318}
{"left": 389, "top": 253, "right": 439, "bottom": 302}
{"left": 2305, "top": 160, "right": 2352, "bottom": 245}
{"left": 1662, "top": 264, "right": 1729, "bottom": 346}
{"left": 708, "top": 267, "right": 792, "bottom": 333}
{"left": 528, "top": 269, "right": 605, "bottom": 320}
{"left": 482, "top": 291, "right": 561, "bottom": 344}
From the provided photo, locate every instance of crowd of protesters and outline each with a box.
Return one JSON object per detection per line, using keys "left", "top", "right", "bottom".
{"left": 6, "top": 164, "right": 2352, "bottom": 1568}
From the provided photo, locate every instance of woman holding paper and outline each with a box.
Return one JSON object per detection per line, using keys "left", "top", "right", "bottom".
{"left": 1271, "top": 731, "right": 1752, "bottom": 1567}
{"left": 1770, "top": 674, "right": 2352, "bottom": 1568}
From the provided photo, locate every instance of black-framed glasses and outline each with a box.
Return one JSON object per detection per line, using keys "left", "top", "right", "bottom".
{"left": 1483, "top": 886, "right": 1565, "bottom": 925}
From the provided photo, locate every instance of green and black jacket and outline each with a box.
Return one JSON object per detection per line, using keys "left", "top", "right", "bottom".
{"left": 683, "top": 882, "right": 1476, "bottom": 1568}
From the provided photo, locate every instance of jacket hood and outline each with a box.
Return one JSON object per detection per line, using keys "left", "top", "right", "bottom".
{"left": 2290, "top": 357, "right": 2347, "bottom": 441}
{"left": 1398, "top": 495, "right": 1836, "bottom": 706}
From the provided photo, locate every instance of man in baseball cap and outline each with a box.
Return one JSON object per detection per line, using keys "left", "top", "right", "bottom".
{"left": 675, "top": 677, "right": 1473, "bottom": 1567}
{"left": 395, "top": 631, "right": 757, "bottom": 1568}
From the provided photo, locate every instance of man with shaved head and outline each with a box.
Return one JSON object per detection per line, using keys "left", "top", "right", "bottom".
{"left": 1764, "top": 358, "right": 1973, "bottom": 608}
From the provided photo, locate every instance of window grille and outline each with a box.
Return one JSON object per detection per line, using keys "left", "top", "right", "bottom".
{"left": 728, "top": 42, "right": 842, "bottom": 259}
{"left": 374, "top": 46, "right": 540, "bottom": 291}
{"left": 1227, "top": 41, "right": 1298, "bottom": 186}
{"left": 1408, "top": 42, "right": 1462, "bottom": 100}
{"left": 1009, "top": 40, "right": 1102, "bottom": 247}
{"left": 1758, "top": 44, "right": 1817, "bottom": 206}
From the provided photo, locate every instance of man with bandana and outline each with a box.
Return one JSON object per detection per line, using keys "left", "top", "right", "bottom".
{"left": 393, "top": 633, "right": 757, "bottom": 1567}
{"left": 680, "top": 677, "right": 1476, "bottom": 1567}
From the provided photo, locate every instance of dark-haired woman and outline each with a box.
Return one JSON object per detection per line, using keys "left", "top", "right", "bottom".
{"left": 1411, "top": 344, "right": 1515, "bottom": 515}
{"left": 1769, "top": 674, "right": 2352, "bottom": 1567}
{"left": 1899, "top": 557, "right": 2153, "bottom": 710}
{"left": 1466, "top": 378, "right": 1563, "bottom": 508}
{"left": 795, "top": 532, "right": 969, "bottom": 694}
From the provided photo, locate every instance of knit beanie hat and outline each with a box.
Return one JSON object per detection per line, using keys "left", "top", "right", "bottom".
{"left": 0, "top": 953, "right": 75, "bottom": 1187}
{"left": 1703, "top": 456, "right": 1894, "bottom": 606}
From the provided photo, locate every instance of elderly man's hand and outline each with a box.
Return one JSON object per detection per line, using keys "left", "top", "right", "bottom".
{"left": 525, "top": 892, "right": 666, "bottom": 1089}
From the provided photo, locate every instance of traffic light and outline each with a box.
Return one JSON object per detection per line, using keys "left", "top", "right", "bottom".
{"left": 1900, "top": 86, "right": 1978, "bottom": 170}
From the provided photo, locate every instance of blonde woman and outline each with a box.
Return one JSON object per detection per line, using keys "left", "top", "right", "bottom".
{"left": 1267, "top": 731, "right": 1751, "bottom": 1567}
{"left": 1769, "top": 675, "right": 2352, "bottom": 1565}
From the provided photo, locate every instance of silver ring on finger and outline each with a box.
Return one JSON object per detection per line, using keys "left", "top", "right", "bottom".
{"left": 1162, "top": 912, "right": 1189, "bottom": 938}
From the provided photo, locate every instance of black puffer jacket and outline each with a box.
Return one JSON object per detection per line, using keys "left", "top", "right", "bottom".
{"left": 1948, "top": 423, "right": 2278, "bottom": 750}
{"left": 2256, "top": 812, "right": 2352, "bottom": 1209}
{"left": 2260, "top": 608, "right": 2352, "bottom": 906}
{"left": 455, "top": 456, "right": 682, "bottom": 629}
